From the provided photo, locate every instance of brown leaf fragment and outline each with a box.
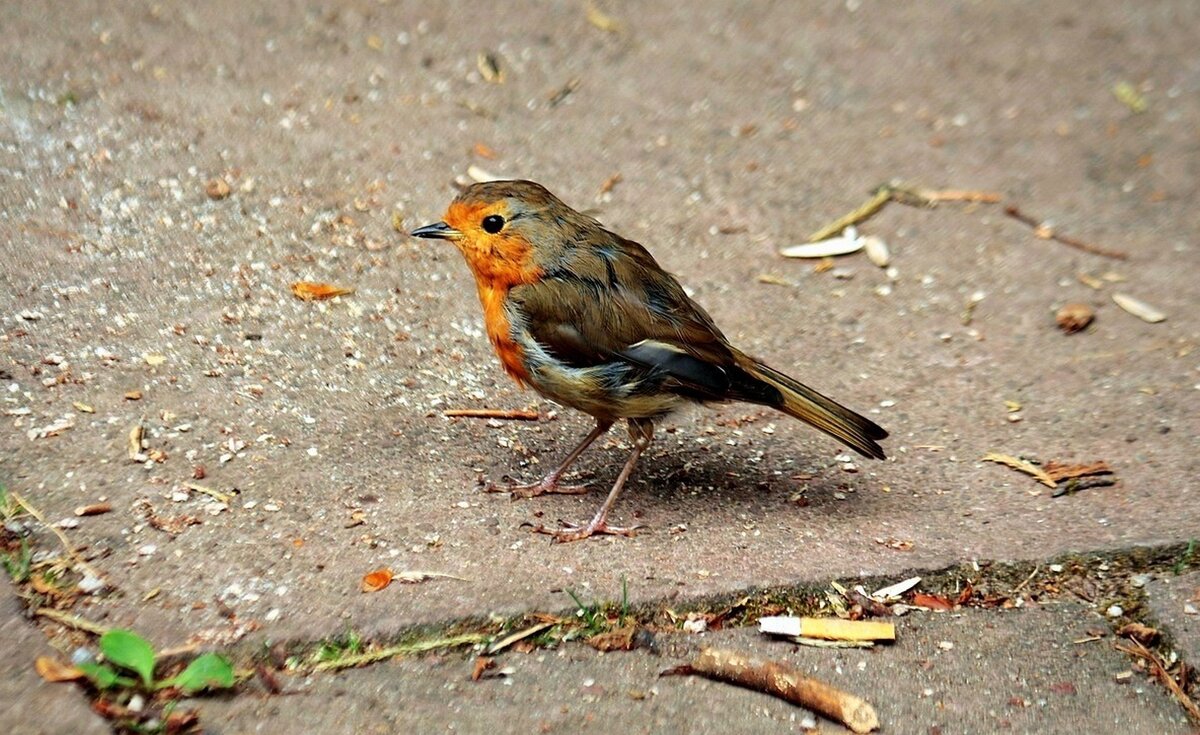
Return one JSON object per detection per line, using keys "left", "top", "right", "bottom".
{"left": 163, "top": 708, "right": 201, "bottom": 735}
{"left": 912, "top": 593, "right": 955, "bottom": 611}
{"left": 956, "top": 582, "right": 975, "bottom": 606}
{"left": 128, "top": 423, "right": 145, "bottom": 460}
{"left": 1049, "top": 681, "right": 1077, "bottom": 696}
{"left": 361, "top": 568, "right": 393, "bottom": 593}
{"left": 74, "top": 503, "right": 112, "bottom": 517}
{"left": 588, "top": 626, "right": 637, "bottom": 652}
{"left": 846, "top": 588, "right": 893, "bottom": 618}
{"left": 1056, "top": 303, "right": 1094, "bottom": 334}
{"left": 981, "top": 453, "right": 1056, "bottom": 488}
{"left": 1041, "top": 461, "right": 1113, "bottom": 482}
{"left": 205, "top": 177, "right": 231, "bottom": 200}
{"left": 291, "top": 281, "right": 355, "bottom": 301}
{"left": 35, "top": 656, "right": 84, "bottom": 682}
{"left": 471, "top": 656, "right": 496, "bottom": 681}
{"left": 1117, "top": 622, "right": 1160, "bottom": 645}
{"left": 256, "top": 665, "right": 283, "bottom": 695}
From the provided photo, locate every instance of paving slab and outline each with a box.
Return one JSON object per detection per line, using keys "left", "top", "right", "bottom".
{"left": 0, "top": 581, "right": 112, "bottom": 735}
{"left": 197, "top": 604, "right": 1192, "bottom": 735}
{"left": 1, "top": 0, "right": 1198, "bottom": 652}
{"left": 1147, "top": 571, "right": 1200, "bottom": 667}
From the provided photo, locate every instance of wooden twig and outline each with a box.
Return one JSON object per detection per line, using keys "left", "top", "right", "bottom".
{"left": 664, "top": 648, "right": 879, "bottom": 733}
{"left": 9, "top": 491, "right": 106, "bottom": 581}
{"left": 1003, "top": 205, "right": 1129, "bottom": 260}
{"left": 807, "top": 182, "right": 1004, "bottom": 242}
{"left": 34, "top": 608, "right": 110, "bottom": 636}
{"left": 1115, "top": 639, "right": 1200, "bottom": 722}
{"left": 808, "top": 188, "right": 892, "bottom": 242}
{"left": 443, "top": 408, "right": 540, "bottom": 421}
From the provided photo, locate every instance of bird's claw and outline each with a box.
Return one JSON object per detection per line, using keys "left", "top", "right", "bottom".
{"left": 530, "top": 519, "right": 642, "bottom": 543}
{"left": 486, "top": 478, "right": 588, "bottom": 499}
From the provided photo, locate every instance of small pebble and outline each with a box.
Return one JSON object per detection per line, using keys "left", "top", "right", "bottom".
{"left": 1107, "top": 605, "right": 1124, "bottom": 618}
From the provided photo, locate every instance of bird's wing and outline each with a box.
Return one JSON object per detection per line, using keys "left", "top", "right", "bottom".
{"left": 507, "top": 234, "right": 742, "bottom": 399}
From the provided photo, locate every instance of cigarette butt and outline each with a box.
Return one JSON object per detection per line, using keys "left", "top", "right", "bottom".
{"left": 759, "top": 616, "right": 895, "bottom": 642}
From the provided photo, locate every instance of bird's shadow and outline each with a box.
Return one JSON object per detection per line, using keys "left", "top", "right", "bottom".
{"left": 494, "top": 438, "right": 878, "bottom": 521}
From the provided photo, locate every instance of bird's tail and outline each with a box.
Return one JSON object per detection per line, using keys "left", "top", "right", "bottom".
{"left": 736, "top": 356, "right": 888, "bottom": 460}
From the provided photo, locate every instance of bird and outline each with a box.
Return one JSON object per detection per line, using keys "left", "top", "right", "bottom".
{"left": 411, "top": 180, "right": 887, "bottom": 542}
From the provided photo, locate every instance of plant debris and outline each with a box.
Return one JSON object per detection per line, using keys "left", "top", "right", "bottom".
{"left": 981, "top": 453, "right": 1056, "bottom": 489}
{"left": 585, "top": 3, "right": 622, "bottom": 33}
{"left": 476, "top": 52, "right": 504, "bottom": 84}
{"left": 1003, "top": 205, "right": 1128, "bottom": 260}
{"left": 1112, "top": 293, "right": 1166, "bottom": 323}
{"left": 360, "top": 569, "right": 393, "bottom": 593}
{"left": 443, "top": 408, "right": 540, "bottom": 421}
{"left": 35, "top": 656, "right": 85, "bottom": 683}
{"left": 290, "top": 281, "right": 354, "bottom": 301}
{"left": 780, "top": 226, "right": 865, "bottom": 258}
{"left": 1112, "top": 81, "right": 1148, "bottom": 114}
{"left": 663, "top": 648, "right": 879, "bottom": 733}
{"left": 1056, "top": 303, "right": 1095, "bottom": 333}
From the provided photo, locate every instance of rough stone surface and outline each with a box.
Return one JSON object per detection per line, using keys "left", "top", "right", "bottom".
{"left": 199, "top": 605, "right": 1193, "bottom": 735}
{"left": 1, "top": 0, "right": 1198, "bottom": 732}
{"left": 0, "top": 583, "right": 112, "bottom": 735}
{"left": 1147, "top": 571, "right": 1200, "bottom": 668}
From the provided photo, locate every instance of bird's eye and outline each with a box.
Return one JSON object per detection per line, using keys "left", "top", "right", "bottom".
{"left": 481, "top": 214, "right": 505, "bottom": 234}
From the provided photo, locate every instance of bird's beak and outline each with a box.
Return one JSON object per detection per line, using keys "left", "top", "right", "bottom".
{"left": 410, "top": 221, "right": 462, "bottom": 241}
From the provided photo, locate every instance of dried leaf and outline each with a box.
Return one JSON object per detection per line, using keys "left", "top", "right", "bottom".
{"left": 588, "top": 626, "right": 637, "bottom": 652}
{"left": 1112, "top": 293, "right": 1165, "bottom": 323}
{"left": 291, "top": 282, "right": 354, "bottom": 301}
{"left": 912, "top": 593, "right": 955, "bottom": 611}
{"left": 471, "top": 656, "right": 495, "bottom": 681}
{"left": 74, "top": 503, "right": 112, "bottom": 517}
{"left": 1056, "top": 303, "right": 1094, "bottom": 333}
{"left": 128, "top": 423, "right": 144, "bottom": 460}
{"left": 205, "top": 178, "right": 231, "bottom": 200}
{"left": 360, "top": 568, "right": 393, "bottom": 593}
{"left": 1041, "top": 461, "right": 1113, "bottom": 482}
{"left": 981, "top": 452, "right": 1056, "bottom": 488}
{"left": 35, "top": 656, "right": 85, "bottom": 683}
{"left": 1117, "top": 622, "right": 1160, "bottom": 645}
{"left": 486, "top": 621, "right": 556, "bottom": 655}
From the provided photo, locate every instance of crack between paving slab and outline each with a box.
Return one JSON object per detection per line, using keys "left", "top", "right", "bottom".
{"left": 5, "top": 538, "right": 1199, "bottom": 731}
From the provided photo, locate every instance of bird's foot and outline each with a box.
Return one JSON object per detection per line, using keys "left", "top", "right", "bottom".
{"left": 485, "top": 476, "right": 588, "bottom": 499}
{"left": 530, "top": 518, "right": 641, "bottom": 543}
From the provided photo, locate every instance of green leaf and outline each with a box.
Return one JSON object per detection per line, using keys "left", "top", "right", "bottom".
{"left": 162, "top": 653, "right": 235, "bottom": 694}
{"left": 99, "top": 629, "right": 156, "bottom": 687}
{"left": 77, "top": 662, "right": 135, "bottom": 690}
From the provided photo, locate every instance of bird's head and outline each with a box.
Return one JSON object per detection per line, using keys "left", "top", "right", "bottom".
{"left": 411, "top": 180, "right": 589, "bottom": 284}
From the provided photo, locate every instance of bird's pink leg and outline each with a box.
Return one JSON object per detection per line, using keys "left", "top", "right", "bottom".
{"left": 487, "top": 420, "right": 613, "bottom": 498}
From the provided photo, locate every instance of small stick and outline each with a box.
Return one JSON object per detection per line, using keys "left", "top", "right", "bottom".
{"left": 665, "top": 647, "right": 879, "bottom": 733}
{"left": 1003, "top": 205, "right": 1129, "bottom": 260}
{"left": 9, "top": 492, "right": 105, "bottom": 582}
{"left": 34, "top": 608, "right": 110, "bottom": 636}
{"left": 183, "top": 481, "right": 232, "bottom": 503}
{"left": 1115, "top": 639, "right": 1200, "bottom": 722}
{"left": 807, "top": 188, "right": 892, "bottom": 242}
{"left": 443, "top": 408, "right": 540, "bottom": 421}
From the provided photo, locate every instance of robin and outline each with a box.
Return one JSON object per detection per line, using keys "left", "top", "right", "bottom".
{"left": 412, "top": 180, "right": 887, "bottom": 542}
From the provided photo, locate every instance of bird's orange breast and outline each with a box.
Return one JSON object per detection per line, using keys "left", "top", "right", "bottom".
{"left": 475, "top": 280, "right": 531, "bottom": 387}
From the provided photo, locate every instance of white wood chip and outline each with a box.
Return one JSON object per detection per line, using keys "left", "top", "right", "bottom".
{"left": 1112, "top": 293, "right": 1166, "bottom": 323}
{"left": 871, "top": 576, "right": 922, "bottom": 599}
{"left": 780, "top": 227, "right": 864, "bottom": 258}
{"left": 863, "top": 235, "right": 890, "bottom": 267}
